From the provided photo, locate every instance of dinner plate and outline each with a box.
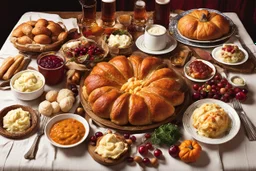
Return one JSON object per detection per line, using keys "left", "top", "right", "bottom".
{"left": 169, "top": 8, "right": 236, "bottom": 48}
{"left": 184, "top": 59, "right": 216, "bottom": 82}
{"left": 211, "top": 45, "right": 248, "bottom": 65}
{"left": 135, "top": 35, "right": 177, "bottom": 55}
{"left": 182, "top": 99, "right": 241, "bottom": 144}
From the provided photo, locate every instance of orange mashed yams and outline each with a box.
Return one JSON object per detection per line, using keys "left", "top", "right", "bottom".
{"left": 50, "top": 118, "right": 85, "bottom": 145}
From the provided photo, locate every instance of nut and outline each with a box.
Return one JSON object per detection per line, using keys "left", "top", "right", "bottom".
{"left": 76, "top": 107, "right": 85, "bottom": 115}
{"left": 133, "top": 156, "right": 142, "bottom": 163}
{"left": 150, "top": 158, "right": 158, "bottom": 167}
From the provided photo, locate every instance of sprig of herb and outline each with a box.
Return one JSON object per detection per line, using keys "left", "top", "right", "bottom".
{"left": 150, "top": 123, "right": 181, "bottom": 146}
{"left": 112, "top": 29, "right": 128, "bottom": 36}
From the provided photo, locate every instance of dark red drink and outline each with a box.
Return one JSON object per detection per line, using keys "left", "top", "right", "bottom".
{"left": 154, "top": 0, "right": 170, "bottom": 29}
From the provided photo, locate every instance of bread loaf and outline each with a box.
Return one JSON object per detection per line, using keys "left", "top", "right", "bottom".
{"left": 83, "top": 55, "right": 185, "bottom": 126}
{"left": 177, "top": 9, "right": 230, "bottom": 40}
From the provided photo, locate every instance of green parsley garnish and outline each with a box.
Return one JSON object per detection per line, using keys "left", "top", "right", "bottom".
{"left": 150, "top": 123, "right": 181, "bottom": 146}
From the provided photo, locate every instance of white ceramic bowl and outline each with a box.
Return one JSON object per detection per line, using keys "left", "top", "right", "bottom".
{"left": 44, "top": 113, "right": 90, "bottom": 148}
{"left": 228, "top": 75, "right": 246, "bottom": 87}
{"left": 10, "top": 69, "right": 45, "bottom": 101}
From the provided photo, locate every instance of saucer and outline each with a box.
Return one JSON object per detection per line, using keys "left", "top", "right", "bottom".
{"left": 135, "top": 35, "right": 177, "bottom": 55}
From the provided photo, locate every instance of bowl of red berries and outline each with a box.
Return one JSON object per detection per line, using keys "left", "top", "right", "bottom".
{"left": 61, "top": 37, "right": 109, "bottom": 71}
{"left": 37, "top": 51, "right": 66, "bottom": 85}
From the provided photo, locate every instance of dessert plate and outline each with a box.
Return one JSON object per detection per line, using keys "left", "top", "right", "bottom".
{"left": 211, "top": 46, "right": 249, "bottom": 65}
{"left": 183, "top": 99, "right": 241, "bottom": 145}
{"left": 184, "top": 59, "right": 216, "bottom": 82}
{"left": 136, "top": 35, "right": 177, "bottom": 55}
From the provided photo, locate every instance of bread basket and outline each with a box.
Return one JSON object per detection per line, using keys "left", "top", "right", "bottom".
{"left": 10, "top": 20, "right": 68, "bottom": 53}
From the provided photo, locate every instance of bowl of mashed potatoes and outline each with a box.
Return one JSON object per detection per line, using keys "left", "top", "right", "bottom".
{"left": 10, "top": 69, "right": 45, "bottom": 101}
{"left": 0, "top": 105, "right": 38, "bottom": 139}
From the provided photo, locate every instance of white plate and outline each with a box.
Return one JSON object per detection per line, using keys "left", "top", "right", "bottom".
{"left": 45, "top": 113, "right": 90, "bottom": 148}
{"left": 184, "top": 59, "right": 216, "bottom": 82}
{"left": 183, "top": 99, "right": 241, "bottom": 145}
{"left": 135, "top": 35, "right": 177, "bottom": 55}
{"left": 211, "top": 45, "right": 249, "bottom": 65}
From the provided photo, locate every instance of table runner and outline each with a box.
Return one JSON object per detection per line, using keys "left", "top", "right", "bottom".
{"left": 0, "top": 11, "right": 255, "bottom": 171}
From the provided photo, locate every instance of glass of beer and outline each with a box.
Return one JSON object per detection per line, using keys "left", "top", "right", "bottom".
{"left": 154, "top": 0, "right": 170, "bottom": 29}
{"left": 134, "top": 0, "right": 147, "bottom": 29}
{"left": 101, "top": 0, "right": 116, "bottom": 27}
{"left": 78, "top": 0, "right": 97, "bottom": 26}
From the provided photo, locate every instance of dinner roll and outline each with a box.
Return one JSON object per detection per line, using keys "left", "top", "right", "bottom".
{"left": 17, "top": 36, "right": 33, "bottom": 45}
{"left": 47, "top": 23, "right": 63, "bottom": 36}
{"left": 45, "top": 90, "right": 58, "bottom": 102}
{"left": 21, "top": 23, "right": 33, "bottom": 37}
{"left": 32, "top": 26, "right": 51, "bottom": 36}
{"left": 34, "top": 34, "right": 51, "bottom": 44}
{"left": 35, "top": 19, "right": 48, "bottom": 27}
{"left": 39, "top": 100, "right": 53, "bottom": 116}
{"left": 57, "top": 89, "right": 74, "bottom": 103}
{"left": 59, "top": 96, "right": 75, "bottom": 112}
{"left": 51, "top": 101, "right": 60, "bottom": 114}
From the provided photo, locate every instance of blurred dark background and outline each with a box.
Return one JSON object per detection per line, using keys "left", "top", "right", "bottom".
{"left": 1, "top": 0, "right": 255, "bottom": 48}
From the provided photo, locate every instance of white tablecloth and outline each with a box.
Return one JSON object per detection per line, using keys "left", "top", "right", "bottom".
{"left": 0, "top": 12, "right": 256, "bottom": 171}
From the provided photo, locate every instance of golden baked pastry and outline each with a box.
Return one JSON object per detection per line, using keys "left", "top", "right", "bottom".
{"left": 83, "top": 55, "right": 185, "bottom": 126}
{"left": 177, "top": 9, "right": 230, "bottom": 40}
{"left": 11, "top": 19, "right": 68, "bottom": 52}
{"left": 192, "top": 103, "right": 231, "bottom": 138}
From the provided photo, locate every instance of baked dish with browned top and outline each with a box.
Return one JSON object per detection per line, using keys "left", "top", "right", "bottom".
{"left": 82, "top": 55, "right": 185, "bottom": 126}
{"left": 177, "top": 9, "right": 230, "bottom": 40}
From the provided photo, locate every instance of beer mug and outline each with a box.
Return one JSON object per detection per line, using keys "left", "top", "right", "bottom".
{"left": 101, "top": 0, "right": 116, "bottom": 27}
{"left": 153, "top": 0, "right": 170, "bottom": 29}
{"left": 78, "top": 0, "right": 97, "bottom": 26}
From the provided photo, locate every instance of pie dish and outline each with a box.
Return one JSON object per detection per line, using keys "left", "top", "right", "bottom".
{"left": 0, "top": 105, "right": 38, "bottom": 139}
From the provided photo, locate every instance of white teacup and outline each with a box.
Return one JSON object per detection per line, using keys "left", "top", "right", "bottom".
{"left": 144, "top": 24, "right": 168, "bottom": 51}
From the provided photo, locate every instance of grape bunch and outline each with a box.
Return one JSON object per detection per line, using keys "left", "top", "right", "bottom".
{"left": 192, "top": 73, "right": 248, "bottom": 102}
{"left": 64, "top": 43, "right": 105, "bottom": 64}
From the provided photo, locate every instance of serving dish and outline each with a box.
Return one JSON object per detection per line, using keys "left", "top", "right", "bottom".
{"left": 182, "top": 99, "right": 240, "bottom": 144}
{"left": 44, "top": 113, "right": 90, "bottom": 148}
{"left": 10, "top": 69, "right": 45, "bottom": 101}
{"left": 184, "top": 59, "right": 216, "bottom": 82}
{"left": 170, "top": 8, "right": 236, "bottom": 48}
{"left": 0, "top": 105, "right": 38, "bottom": 139}
{"left": 211, "top": 45, "right": 248, "bottom": 65}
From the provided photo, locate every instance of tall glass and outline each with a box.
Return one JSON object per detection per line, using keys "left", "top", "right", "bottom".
{"left": 154, "top": 0, "right": 170, "bottom": 29}
{"left": 101, "top": 0, "right": 116, "bottom": 27}
{"left": 79, "top": 0, "right": 97, "bottom": 26}
{"left": 134, "top": 0, "right": 147, "bottom": 27}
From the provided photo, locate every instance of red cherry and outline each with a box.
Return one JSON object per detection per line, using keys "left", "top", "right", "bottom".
{"left": 130, "top": 135, "right": 136, "bottom": 142}
{"left": 145, "top": 142, "right": 153, "bottom": 150}
{"left": 142, "top": 158, "right": 150, "bottom": 164}
{"left": 241, "top": 88, "right": 248, "bottom": 94}
{"left": 236, "top": 92, "right": 247, "bottom": 101}
{"left": 168, "top": 145, "right": 180, "bottom": 158}
{"left": 95, "top": 131, "right": 103, "bottom": 138}
{"left": 144, "top": 133, "right": 151, "bottom": 139}
{"left": 234, "top": 87, "right": 242, "bottom": 93}
{"left": 138, "top": 145, "right": 148, "bottom": 155}
{"left": 154, "top": 149, "right": 162, "bottom": 158}
{"left": 123, "top": 133, "right": 130, "bottom": 139}
{"left": 90, "top": 136, "right": 97, "bottom": 142}
{"left": 193, "top": 84, "right": 200, "bottom": 91}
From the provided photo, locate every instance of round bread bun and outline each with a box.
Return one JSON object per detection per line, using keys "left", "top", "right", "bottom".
{"left": 33, "top": 34, "right": 51, "bottom": 44}
{"left": 38, "top": 100, "right": 53, "bottom": 116}
{"left": 17, "top": 36, "right": 33, "bottom": 45}
{"left": 47, "top": 23, "right": 63, "bottom": 36}
{"left": 45, "top": 90, "right": 58, "bottom": 102}
{"left": 35, "top": 19, "right": 48, "bottom": 27}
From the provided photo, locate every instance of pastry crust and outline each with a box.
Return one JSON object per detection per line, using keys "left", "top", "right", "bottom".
{"left": 83, "top": 55, "right": 185, "bottom": 126}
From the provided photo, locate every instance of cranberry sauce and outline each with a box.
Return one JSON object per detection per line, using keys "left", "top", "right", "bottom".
{"left": 39, "top": 55, "right": 64, "bottom": 69}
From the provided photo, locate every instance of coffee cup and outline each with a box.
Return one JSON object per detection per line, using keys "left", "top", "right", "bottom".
{"left": 144, "top": 24, "right": 169, "bottom": 51}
